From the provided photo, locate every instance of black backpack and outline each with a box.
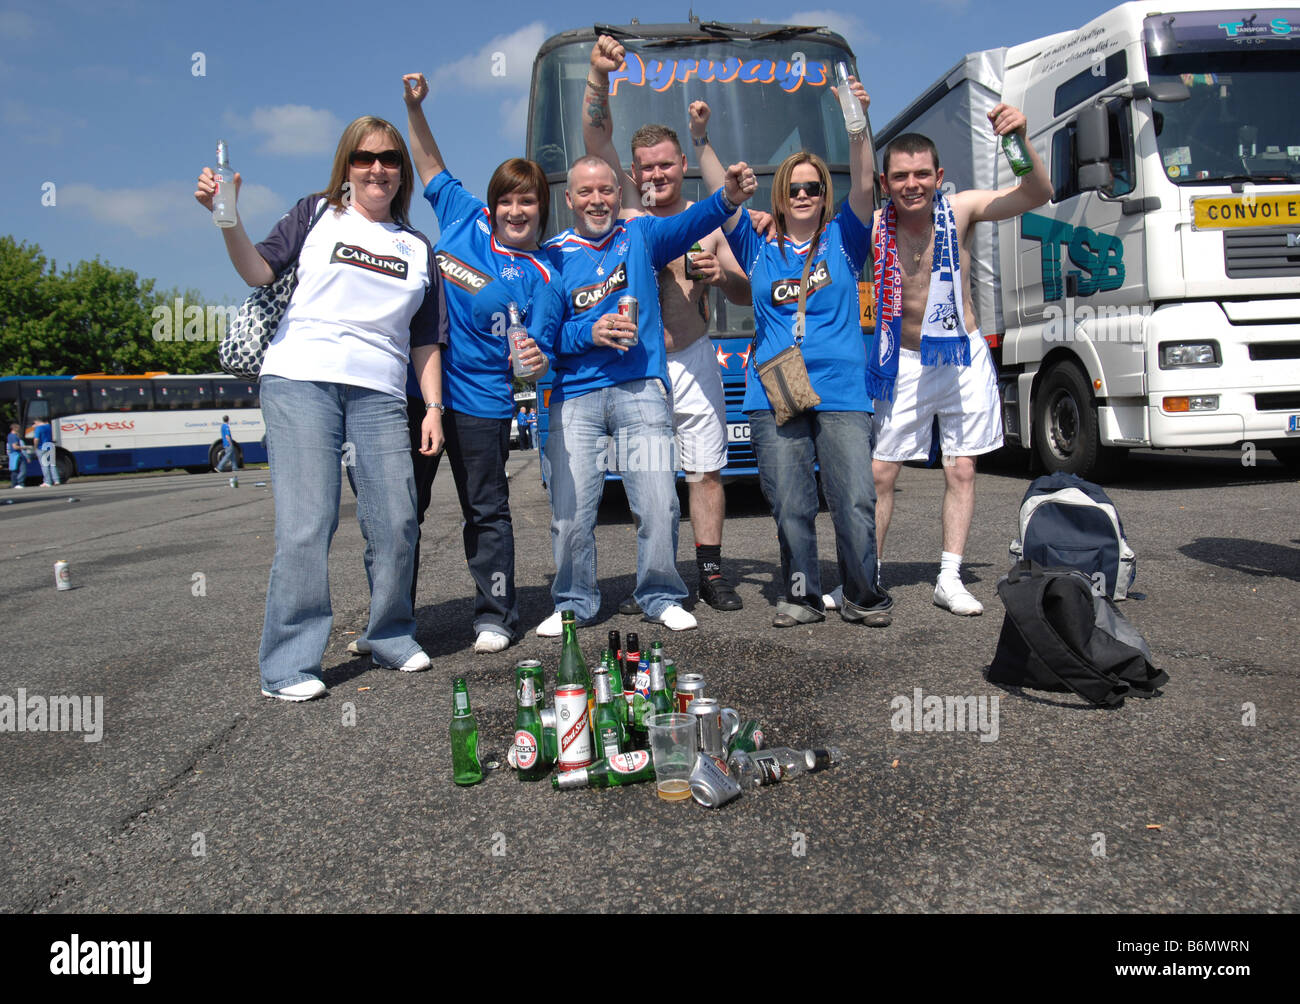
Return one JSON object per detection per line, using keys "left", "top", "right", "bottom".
{"left": 988, "top": 561, "right": 1168, "bottom": 707}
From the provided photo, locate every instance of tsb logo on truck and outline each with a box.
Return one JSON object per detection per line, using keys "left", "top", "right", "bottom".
{"left": 1021, "top": 212, "right": 1125, "bottom": 300}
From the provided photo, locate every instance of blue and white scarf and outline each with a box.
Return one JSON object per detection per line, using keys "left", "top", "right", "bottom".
{"left": 866, "top": 193, "right": 971, "bottom": 403}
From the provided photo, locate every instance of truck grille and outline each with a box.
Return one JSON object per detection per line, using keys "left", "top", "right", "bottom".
{"left": 1224, "top": 226, "right": 1300, "bottom": 278}
{"left": 1248, "top": 342, "right": 1300, "bottom": 361}
{"left": 1255, "top": 392, "right": 1300, "bottom": 411}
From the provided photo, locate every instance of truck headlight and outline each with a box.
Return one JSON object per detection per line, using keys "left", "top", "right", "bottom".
{"left": 1159, "top": 342, "right": 1220, "bottom": 368}
{"left": 1162, "top": 395, "right": 1219, "bottom": 413}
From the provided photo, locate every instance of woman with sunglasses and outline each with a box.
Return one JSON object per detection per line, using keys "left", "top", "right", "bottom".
{"left": 713, "top": 75, "right": 892, "bottom": 629}
{"left": 195, "top": 116, "right": 446, "bottom": 701}
{"left": 402, "top": 72, "right": 561, "bottom": 654}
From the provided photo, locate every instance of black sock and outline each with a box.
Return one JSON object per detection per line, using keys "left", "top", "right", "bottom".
{"left": 696, "top": 544, "right": 722, "bottom": 579}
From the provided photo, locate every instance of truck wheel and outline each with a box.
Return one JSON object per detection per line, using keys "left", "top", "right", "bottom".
{"left": 1034, "top": 362, "right": 1124, "bottom": 480}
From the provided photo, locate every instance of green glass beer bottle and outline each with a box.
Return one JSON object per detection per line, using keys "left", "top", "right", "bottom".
{"left": 514, "top": 672, "right": 549, "bottom": 782}
{"left": 552, "top": 750, "right": 656, "bottom": 790}
{"left": 727, "top": 720, "right": 766, "bottom": 756}
{"left": 557, "top": 609, "right": 593, "bottom": 723}
{"left": 649, "top": 654, "right": 674, "bottom": 718}
{"left": 450, "top": 677, "right": 482, "bottom": 786}
{"left": 1001, "top": 131, "right": 1034, "bottom": 177}
{"left": 592, "top": 667, "right": 627, "bottom": 760}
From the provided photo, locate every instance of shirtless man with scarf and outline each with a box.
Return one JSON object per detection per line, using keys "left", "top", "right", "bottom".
{"left": 860, "top": 110, "right": 1052, "bottom": 617}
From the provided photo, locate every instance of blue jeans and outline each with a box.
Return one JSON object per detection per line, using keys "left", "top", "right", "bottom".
{"left": 749, "top": 409, "right": 890, "bottom": 619}
{"left": 545, "top": 379, "right": 685, "bottom": 620}
{"left": 38, "top": 444, "right": 59, "bottom": 485}
{"left": 217, "top": 443, "right": 240, "bottom": 471}
{"left": 258, "top": 376, "right": 420, "bottom": 691}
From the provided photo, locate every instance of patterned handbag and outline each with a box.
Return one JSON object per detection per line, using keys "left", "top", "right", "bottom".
{"left": 218, "top": 199, "right": 329, "bottom": 380}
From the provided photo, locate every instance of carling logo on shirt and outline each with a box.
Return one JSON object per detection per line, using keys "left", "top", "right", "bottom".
{"left": 436, "top": 251, "right": 491, "bottom": 293}
{"left": 770, "top": 260, "right": 831, "bottom": 306}
{"left": 572, "top": 261, "right": 628, "bottom": 313}
{"left": 330, "top": 242, "right": 409, "bottom": 279}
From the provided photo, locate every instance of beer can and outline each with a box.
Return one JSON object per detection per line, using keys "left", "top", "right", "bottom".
{"left": 229, "top": 476, "right": 238, "bottom": 488}
{"left": 616, "top": 295, "right": 639, "bottom": 347}
{"left": 690, "top": 752, "right": 743, "bottom": 808}
{"left": 687, "top": 698, "right": 740, "bottom": 757}
{"left": 675, "top": 673, "right": 705, "bottom": 714}
{"left": 514, "top": 659, "right": 544, "bottom": 706}
{"left": 54, "top": 560, "right": 71, "bottom": 591}
{"left": 555, "top": 684, "right": 593, "bottom": 770}
{"left": 540, "top": 706, "right": 558, "bottom": 763}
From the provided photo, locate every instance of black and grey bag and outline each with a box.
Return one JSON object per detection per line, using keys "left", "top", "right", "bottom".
{"left": 218, "top": 199, "right": 329, "bottom": 380}
{"left": 988, "top": 560, "right": 1168, "bottom": 707}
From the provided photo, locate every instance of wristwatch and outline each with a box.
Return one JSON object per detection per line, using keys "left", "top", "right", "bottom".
{"left": 691, "top": 133, "right": 709, "bottom": 147}
{"left": 425, "top": 402, "right": 445, "bottom": 413}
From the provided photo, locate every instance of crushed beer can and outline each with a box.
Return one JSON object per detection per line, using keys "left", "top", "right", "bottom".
{"left": 690, "top": 752, "right": 743, "bottom": 808}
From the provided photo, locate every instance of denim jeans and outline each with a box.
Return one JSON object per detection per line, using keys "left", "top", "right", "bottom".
{"left": 545, "top": 379, "right": 685, "bottom": 620}
{"left": 749, "top": 409, "right": 890, "bottom": 619}
{"left": 38, "top": 444, "right": 59, "bottom": 485}
{"left": 439, "top": 408, "right": 518, "bottom": 640}
{"left": 258, "top": 376, "right": 420, "bottom": 691}
{"left": 217, "top": 444, "right": 240, "bottom": 471}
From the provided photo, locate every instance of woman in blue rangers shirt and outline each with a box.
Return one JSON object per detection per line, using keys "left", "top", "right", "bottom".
{"left": 718, "top": 74, "right": 892, "bottom": 630}
{"left": 195, "top": 116, "right": 446, "bottom": 701}
{"left": 403, "top": 72, "right": 561, "bottom": 654}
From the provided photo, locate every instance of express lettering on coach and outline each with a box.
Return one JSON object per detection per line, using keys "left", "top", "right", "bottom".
{"left": 770, "top": 261, "right": 831, "bottom": 306}
{"left": 436, "top": 251, "right": 491, "bottom": 293}
{"left": 572, "top": 262, "right": 629, "bottom": 313}
{"left": 330, "top": 242, "right": 409, "bottom": 279}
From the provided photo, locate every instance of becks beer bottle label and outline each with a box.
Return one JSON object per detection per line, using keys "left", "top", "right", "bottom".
{"left": 514, "top": 729, "right": 541, "bottom": 770}
{"left": 610, "top": 750, "right": 650, "bottom": 774}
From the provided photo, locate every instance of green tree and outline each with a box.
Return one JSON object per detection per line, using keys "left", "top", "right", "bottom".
{"left": 0, "top": 236, "right": 219, "bottom": 377}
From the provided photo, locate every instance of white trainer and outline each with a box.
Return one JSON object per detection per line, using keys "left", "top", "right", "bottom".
{"left": 473, "top": 630, "right": 510, "bottom": 654}
{"left": 933, "top": 580, "right": 983, "bottom": 616}
{"left": 261, "top": 679, "right": 327, "bottom": 702}
{"left": 822, "top": 584, "right": 843, "bottom": 610}
{"left": 389, "top": 650, "right": 431, "bottom": 672}
{"left": 346, "top": 638, "right": 371, "bottom": 655}
{"left": 649, "top": 604, "right": 698, "bottom": 632}
{"left": 535, "top": 611, "right": 563, "bottom": 637}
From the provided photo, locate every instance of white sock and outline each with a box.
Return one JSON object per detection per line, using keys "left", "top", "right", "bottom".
{"left": 938, "top": 551, "right": 964, "bottom": 587}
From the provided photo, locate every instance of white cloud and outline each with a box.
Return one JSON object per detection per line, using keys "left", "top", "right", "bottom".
{"left": 787, "top": 8, "right": 878, "bottom": 50}
{"left": 431, "top": 22, "right": 547, "bottom": 91}
{"left": 59, "top": 181, "right": 282, "bottom": 238}
{"left": 501, "top": 93, "right": 531, "bottom": 144}
{"left": 0, "top": 10, "right": 37, "bottom": 39}
{"left": 224, "top": 104, "right": 345, "bottom": 157}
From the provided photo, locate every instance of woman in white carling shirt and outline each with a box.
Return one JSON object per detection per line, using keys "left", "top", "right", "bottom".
{"left": 196, "top": 116, "right": 448, "bottom": 701}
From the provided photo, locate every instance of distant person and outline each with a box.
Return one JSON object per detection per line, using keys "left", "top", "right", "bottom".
{"left": 517, "top": 405, "right": 531, "bottom": 449}
{"left": 527, "top": 407, "right": 538, "bottom": 448}
{"left": 196, "top": 112, "right": 445, "bottom": 702}
{"left": 216, "top": 414, "right": 240, "bottom": 472}
{"left": 6, "top": 423, "right": 25, "bottom": 490}
{"left": 866, "top": 114, "right": 1051, "bottom": 617}
{"left": 32, "top": 417, "right": 58, "bottom": 486}
{"left": 404, "top": 72, "right": 558, "bottom": 654}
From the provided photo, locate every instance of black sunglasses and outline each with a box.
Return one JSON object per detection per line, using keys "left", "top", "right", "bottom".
{"left": 349, "top": 149, "right": 403, "bottom": 169}
{"left": 788, "top": 181, "right": 824, "bottom": 198}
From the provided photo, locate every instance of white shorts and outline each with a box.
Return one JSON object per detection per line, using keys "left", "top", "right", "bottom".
{"left": 667, "top": 335, "right": 728, "bottom": 474}
{"left": 872, "top": 331, "right": 1003, "bottom": 462}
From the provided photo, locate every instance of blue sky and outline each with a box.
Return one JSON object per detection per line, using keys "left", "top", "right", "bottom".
{"left": 1, "top": 0, "right": 1119, "bottom": 310}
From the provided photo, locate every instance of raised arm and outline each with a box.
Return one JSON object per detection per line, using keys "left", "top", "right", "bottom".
{"left": 403, "top": 73, "right": 445, "bottom": 187}
{"left": 832, "top": 75, "right": 876, "bottom": 226}
{"left": 954, "top": 103, "right": 1053, "bottom": 223}
{"left": 194, "top": 168, "right": 275, "bottom": 286}
{"left": 583, "top": 35, "right": 639, "bottom": 213}
{"left": 688, "top": 102, "right": 746, "bottom": 236}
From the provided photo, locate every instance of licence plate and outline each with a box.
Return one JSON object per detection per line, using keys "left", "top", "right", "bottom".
{"left": 727, "top": 422, "right": 750, "bottom": 443}
{"left": 1289, "top": 414, "right": 1300, "bottom": 432}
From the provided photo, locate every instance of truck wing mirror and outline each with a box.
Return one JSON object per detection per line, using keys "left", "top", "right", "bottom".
{"left": 1076, "top": 104, "right": 1113, "bottom": 192}
{"left": 1129, "top": 80, "right": 1190, "bottom": 103}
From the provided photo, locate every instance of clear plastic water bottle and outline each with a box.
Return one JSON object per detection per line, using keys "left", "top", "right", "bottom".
{"left": 213, "top": 140, "right": 238, "bottom": 228}
{"left": 506, "top": 302, "right": 532, "bottom": 380}
{"left": 834, "top": 63, "right": 866, "bottom": 137}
